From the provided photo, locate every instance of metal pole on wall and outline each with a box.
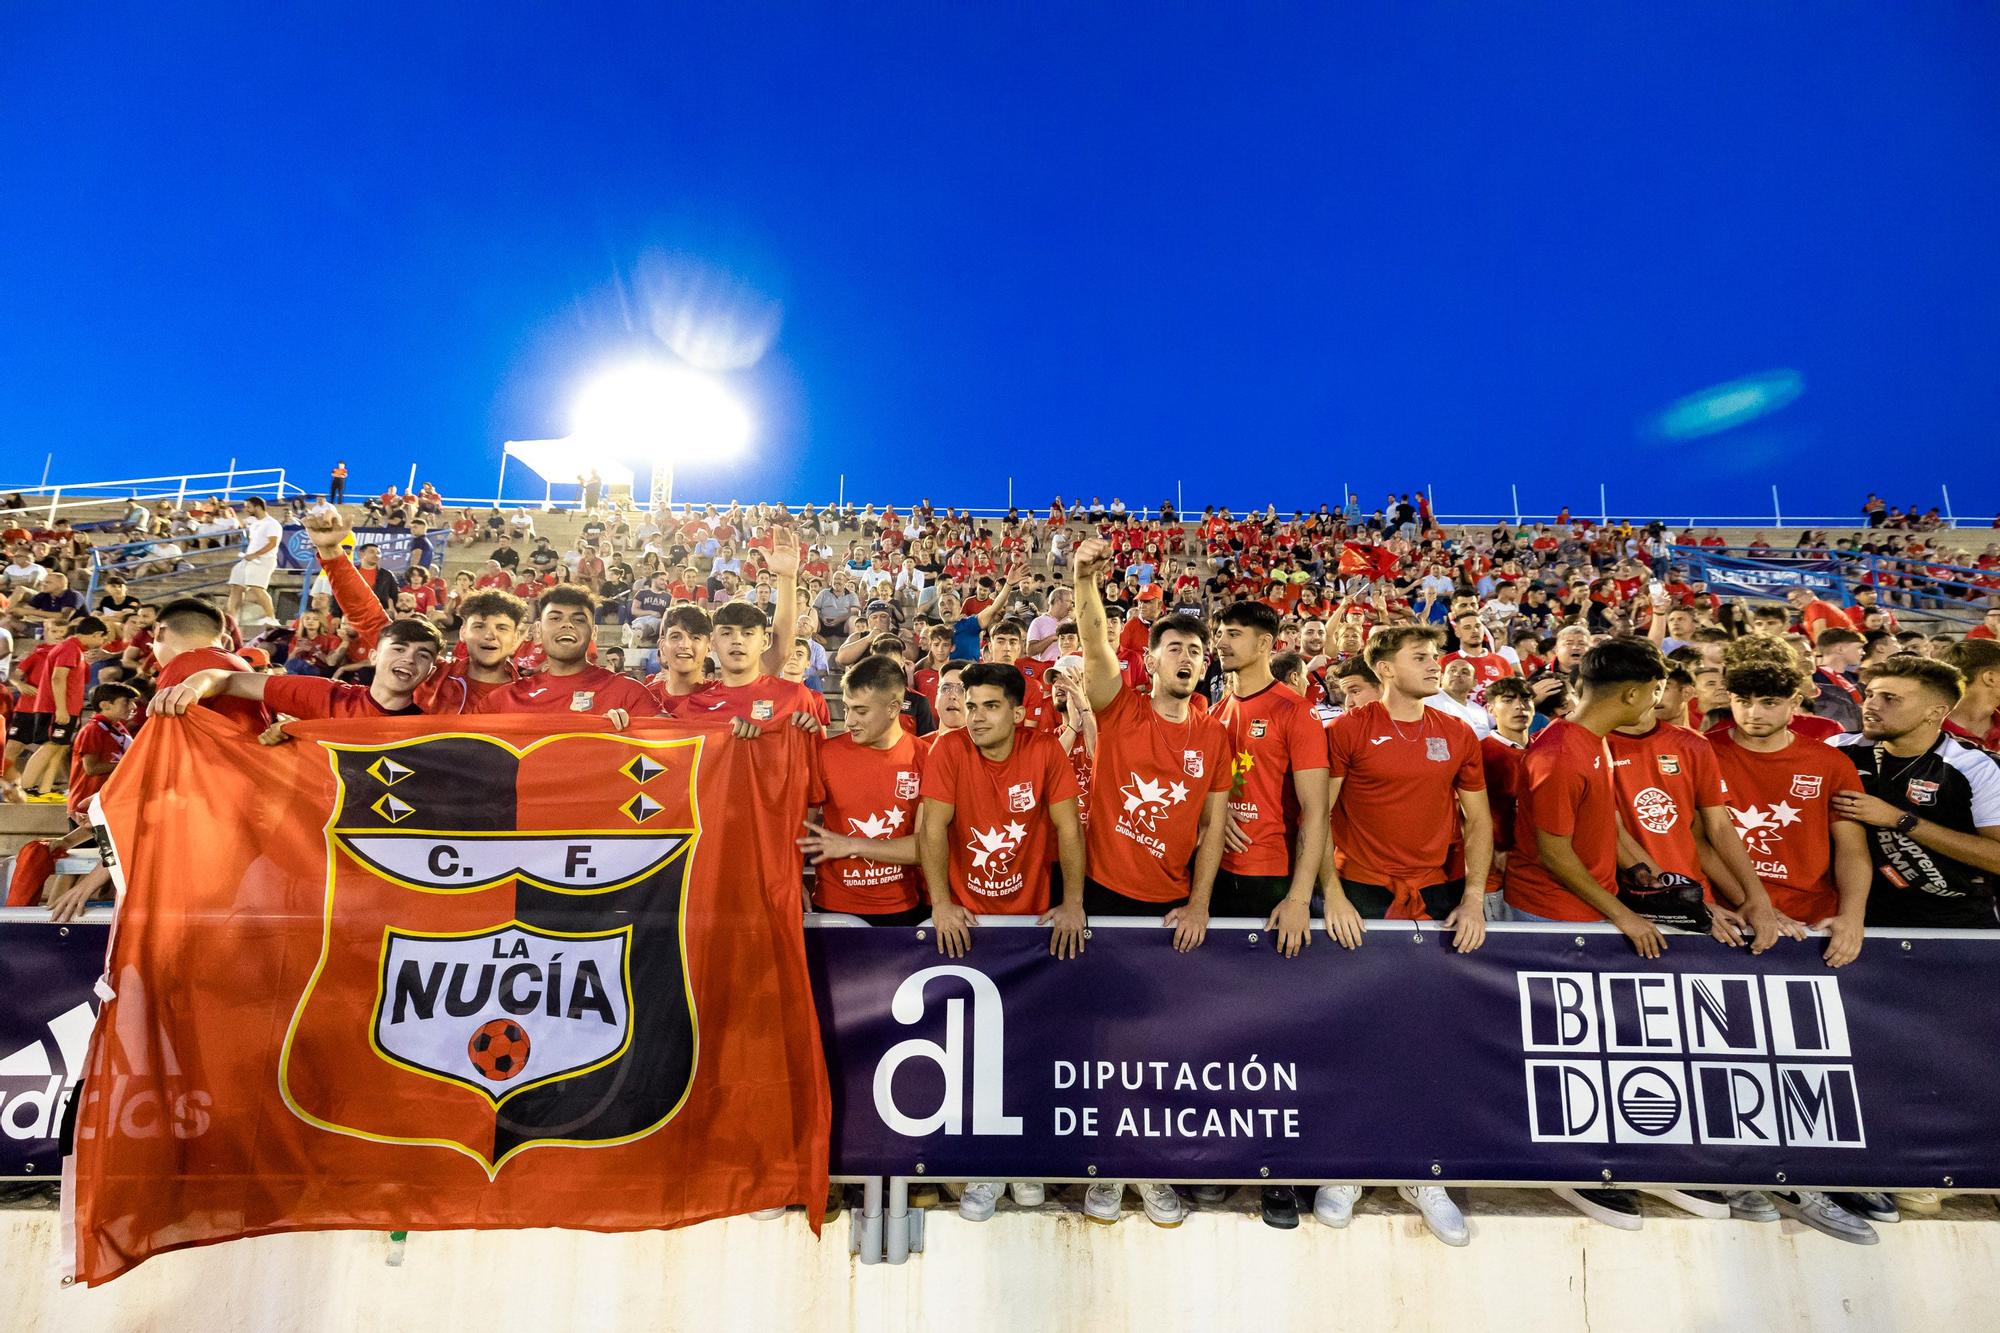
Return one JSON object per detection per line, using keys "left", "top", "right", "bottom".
{"left": 1008, "top": 477, "right": 1013, "bottom": 509}
{"left": 406, "top": 462, "right": 418, "bottom": 496}
{"left": 1771, "top": 485, "right": 1782, "bottom": 529}
{"left": 1177, "top": 479, "right": 1183, "bottom": 515}
{"left": 224, "top": 457, "right": 236, "bottom": 503}
{"left": 1511, "top": 483, "right": 1521, "bottom": 527}
{"left": 1942, "top": 484, "right": 1956, "bottom": 528}
{"left": 1599, "top": 483, "right": 1608, "bottom": 526}
{"left": 838, "top": 473, "right": 845, "bottom": 510}
{"left": 39, "top": 453, "right": 52, "bottom": 488}
{"left": 495, "top": 452, "right": 508, "bottom": 509}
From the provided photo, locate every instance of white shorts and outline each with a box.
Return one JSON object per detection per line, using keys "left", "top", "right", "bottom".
{"left": 228, "top": 558, "right": 278, "bottom": 589}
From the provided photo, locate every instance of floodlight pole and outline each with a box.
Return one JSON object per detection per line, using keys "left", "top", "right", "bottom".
{"left": 651, "top": 461, "right": 673, "bottom": 515}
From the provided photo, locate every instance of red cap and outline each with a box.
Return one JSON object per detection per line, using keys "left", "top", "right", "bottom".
{"left": 1137, "top": 586, "right": 1163, "bottom": 601}
{"left": 238, "top": 646, "right": 272, "bottom": 669}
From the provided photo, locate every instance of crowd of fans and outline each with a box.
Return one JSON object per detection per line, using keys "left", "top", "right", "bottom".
{"left": 5, "top": 483, "right": 2000, "bottom": 1244}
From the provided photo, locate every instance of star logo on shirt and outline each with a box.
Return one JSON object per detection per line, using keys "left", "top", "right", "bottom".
{"left": 1118, "top": 773, "right": 1190, "bottom": 831}
{"left": 967, "top": 823, "right": 1024, "bottom": 872}
{"left": 849, "top": 811, "right": 896, "bottom": 840}
{"left": 1768, "top": 800, "right": 1803, "bottom": 827}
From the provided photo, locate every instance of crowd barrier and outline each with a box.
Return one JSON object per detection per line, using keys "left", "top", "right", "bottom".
{"left": 8, "top": 912, "right": 1997, "bottom": 1195}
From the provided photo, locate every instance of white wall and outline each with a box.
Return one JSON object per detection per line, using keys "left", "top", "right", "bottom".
{"left": 9, "top": 1198, "right": 1994, "bottom": 1332}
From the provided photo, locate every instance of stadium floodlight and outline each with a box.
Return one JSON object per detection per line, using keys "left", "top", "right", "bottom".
{"left": 571, "top": 361, "right": 751, "bottom": 511}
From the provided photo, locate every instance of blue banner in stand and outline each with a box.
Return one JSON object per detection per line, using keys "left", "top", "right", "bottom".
{"left": 0, "top": 920, "right": 109, "bottom": 1176}
{"left": 277, "top": 525, "right": 444, "bottom": 576}
{"left": 808, "top": 921, "right": 1999, "bottom": 1190}
{"left": 1681, "top": 550, "right": 1847, "bottom": 602}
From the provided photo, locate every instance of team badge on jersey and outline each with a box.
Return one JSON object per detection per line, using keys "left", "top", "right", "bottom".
{"left": 1657, "top": 754, "right": 1681, "bottom": 775}
{"left": 1250, "top": 720, "right": 1269, "bottom": 740}
{"left": 751, "top": 699, "right": 775, "bottom": 721}
{"left": 569, "top": 691, "right": 595, "bottom": 712}
{"left": 1183, "top": 749, "right": 1205, "bottom": 778}
{"left": 895, "top": 770, "right": 920, "bottom": 800}
{"left": 1790, "top": 774, "right": 1823, "bottom": 800}
{"left": 1426, "top": 736, "right": 1450, "bottom": 763}
{"left": 1007, "top": 781, "right": 1037, "bottom": 812}
{"left": 1907, "top": 778, "right": 1939, "bottom": 805}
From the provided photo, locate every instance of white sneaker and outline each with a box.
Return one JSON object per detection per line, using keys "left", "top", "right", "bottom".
{"left": 1191, "top": 1185, "right": 1231, "bottom": 1206}
{"left": 959, "top": 1181, "right": 1003, "bottom": 1222}
{"left": 1641, "top": 1188, "right": 1732, "bottom": 1220}
{"left": 748, "top": 1207, "right": 785, "bottom": 1220}
{"left": 1399, "top": 1185, "right": 1470, "bottom": 1246}
{"left": 1725, "top": 1190, "right": 1781, "bottom": 1223}
{"left": 1313, "top": 1184, "right": 1364, "bottom": 1227}
{"left": 1773, "top": 1191, "right": 1878, "bottom": 1245}
{"left": 1084, "top": 1182, "right": 1124, "bottom": 1225}
{"left": 1138, "top": 1183, "right": 1185, "bottom": 1228}
{"left": 1008, "top": 1181, "right": 1045, "bottom": 1207}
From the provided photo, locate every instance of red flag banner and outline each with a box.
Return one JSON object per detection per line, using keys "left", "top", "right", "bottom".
{"left": 69, "top": 706, "right": 828, "bottom": 1286}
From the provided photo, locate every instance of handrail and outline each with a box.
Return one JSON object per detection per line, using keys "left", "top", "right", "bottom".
{"left": 1, "top": 466, "right": 294, "bottom": 525}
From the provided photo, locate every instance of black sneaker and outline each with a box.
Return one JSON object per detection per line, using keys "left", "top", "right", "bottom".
{"left": 1832, "top": 1191, "right": 1899, "bottom": 1223}
{"left": 1259, "top": 1186, "right": 1300, "bottom": 1229}
{"left": 1553, "top": 1187, "right": 1642, "bottom": 1231}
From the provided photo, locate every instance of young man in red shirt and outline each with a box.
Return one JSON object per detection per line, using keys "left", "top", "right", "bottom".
{"left": 67, "top": 682, "right": 139, "bottom": 822}
{"left": 797, "top": 655, "right": 929, "bottom": 926}
{"left": 1607, "top": 667, "right": 1785, "bottom": 955}
{"left": 477, "top": 587, "right": 660, "bottom": 722}
{"left": 1310, "top": 623, "right": 1490, "bottom": 1242}
{"left": 664, "top": 601, "right": 828, "bottom": 732}
{"left": 1442, "top": 611, "right": 1515, "bottom": 686}
{"left": 1714, "top": 652, "right": 1871, "bottom": 965}
{"left": 18, "top": 616, "right": 110, "bottom": 800}
{"left": 152, "top": 618, "right": 446, "bottom": 720}
{"left": 918, "top": 660, "right": 1082, "bottom": 1225}
{"left": 645, "top": 606, "right": 716, "bottom": 711}
{"left": 985, "top": 618, "right": 1056, "bottom": 731}
{"left": 1939, "top": 640, "right": 2000, "bottom": 750}
{"left": 1481, "top": 676, "right": 1535, "bottom": 869}
{"left": 1211, "top": 598, "right": 1329, "bottom": 1231}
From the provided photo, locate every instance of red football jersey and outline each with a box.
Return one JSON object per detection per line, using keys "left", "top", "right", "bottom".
{"left": 812, "top": 730, "right": 927, "bottom": 915}
{"left": 31, "top": 639, "right": 86, "bottom": 717}
{"left": 920, "top": 726, "right": 1079, "bottom": 915}
{"left": 67, "top": 715, "right": 131, "bottom": 818}
{"left": 1214, "top": 681, "right": 1329, "bottom": 877}
{"left": 1325, "top": 702, "right": 1483, "bottom": 905}
{"left": 669, "top": 675, "right": 830, "bottom": 728}
{"left": 1709, "top": 729, "right": 1864, "bottom": 922}
{"left": 476, "top": 665, "right": 660, "bottom": 717}
{"left": 1480, "top": 734, "right": 1527, "bottom": 855}
{"left": 262, "top": 675, "right": 418, "bottom": 720}
{"left": 1085, "top": 687, "right": 1234, "bottom": 903}
{"left": 1504, "top": 719, "right": 1621, "bottom": 922}
{"left": 156, "top": 647, "right": 271, "bottom": 735}
{"left": 1606, "top": 723, "right": 1727, "bottom": 887}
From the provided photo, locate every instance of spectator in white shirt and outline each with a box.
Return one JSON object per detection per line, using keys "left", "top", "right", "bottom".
{"left": 1424, "top": 657, "right": 1492, "bottom": 737}
{"left": 1026, "top": 586, "right": 1074, "bottom": 660}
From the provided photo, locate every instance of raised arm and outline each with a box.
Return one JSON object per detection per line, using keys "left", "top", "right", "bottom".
{"left": 1069, "top": 538, "right": 1122, "bottom": 712}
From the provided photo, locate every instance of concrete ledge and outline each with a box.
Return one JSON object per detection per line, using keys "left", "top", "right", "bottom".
{"left": 9, "top": 1192, "right": 1997, "bottom": 1332}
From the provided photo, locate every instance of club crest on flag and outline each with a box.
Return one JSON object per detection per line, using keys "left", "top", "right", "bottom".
{"left": 1790, "top": 773, "right": 1823, "bottom": 800}
{"left": 280, "top": 732, "right": 704, "bottom": 1176}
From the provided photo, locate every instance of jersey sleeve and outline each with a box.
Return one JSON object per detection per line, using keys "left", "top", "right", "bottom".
{"left": 1454, "top": 726, "right": 1486, "bottom": 792}
{"left": 1964, "top": 748, "right": 2000, "bottom": 829}
{"left": 323, "top": 552, "right": 387, "bottom": 653}
{"left": 1287, "top": 700, "right": 1331, "bottom": 772}
{"left": 260, "top": 674, "right": 341, "bottom": 720}
{"left": 1523, "top": 748, "right": 1588, "bottom": 838}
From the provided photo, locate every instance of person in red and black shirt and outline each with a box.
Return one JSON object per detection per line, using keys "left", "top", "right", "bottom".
{"left": 19, "top": 616, "right": 111, "bottom": 798}
{"left": 152, "top": 618, "right": 446, "bottom": 721}
{"left": 67, "top": 682, "right": 139, "bottom": 821}
{"left": 1480, "top": 676, "right": 1535, "bottom": 864}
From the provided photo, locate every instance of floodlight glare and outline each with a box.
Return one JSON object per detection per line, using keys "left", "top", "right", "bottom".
{"left": 571, "top": 362, "right": 751, "bottom": 458}
{"left": 571, "top": 362, "right": 751, "bottom": 510}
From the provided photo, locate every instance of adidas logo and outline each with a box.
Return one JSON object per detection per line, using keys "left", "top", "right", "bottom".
{"left": 0, "top": 1002, "right": 94, "bottom": 1140}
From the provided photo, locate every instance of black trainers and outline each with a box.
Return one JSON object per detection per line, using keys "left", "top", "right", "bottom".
{"left": 1259, "top": 1186, "right": 1301, "bottom": 1229}
{"left": 1553, "top": 1187, "right": 1642, "bottom": 1231}
{"left": 1832, "top": 1191, "right": 1899, "bottom": 1223}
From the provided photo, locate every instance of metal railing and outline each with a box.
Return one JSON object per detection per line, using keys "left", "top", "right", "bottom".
{"left": 0, "top": 466, "right": 293, "bottom": 526}
{"left": 84, "top": 531, "right": 248, "bottom": 603}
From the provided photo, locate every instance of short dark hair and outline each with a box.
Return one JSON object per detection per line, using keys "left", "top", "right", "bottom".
{"left": 1271, "top": 651, "right": 1306, "bottom": 685}
{"left": 89, "top": 681, "right": 140, "bottom": 709}
{"left": 712, "top": 601, "right": 769, "bottom": 631}
{"left": 989, "top": 618, "right": 1026, "bottom": 641}
{"left": 1578, "top": 637, "right": 1669, "bottom": 687}
{"left": 380, "top": 618, "right": 446, "bottom": 652}
{"left": 940, "top": 658, "right": 974, "bottom": 681}
{"left": 663, "top": 605, "right": 713, "bottom": 638}
{"left": 1216, "top": 600, "right": 1281, "bottom": 637}
{"left": 157, "top": 597, "right": 224, "bottom": 639}
{"left": 844, "top": 654, "right": 908, "bottom": 697}
{"left": 536, "top": 585, "right": 597, "bottom": 616}
{"left": 868, "top": 632, "right": 907, "bottom": 659}
{"left": 1725, "top": 654, "right": 1808, "bottom": 698}
{"left": 1862, "top": 654, "right": 1964, "bottom": 707}
{"left": 1939, "top": 638, "right": 2000, "bottom": 684}
{"left": 1484, "top": 676, "right": 1533, "bottom": 705}
{"left": 1815, "top": 627, "right": 1863, "bottom": 650}
{"left": 1056, "top": 620, "right": 1078, "bottom": 637}
{"left": 1148, "top": 612, "right": 1208, "bottom": 650}
{"left": 73, "top": 616, "right": 108, "bottom": 636}
{"left": 961, "top": 661, "right": 1026, "bottom": 706}
{"left": 458, "top": 590, "right": 528, "bottom": 625}
{"left": 1332, "top": 657, "right": 1377, "bottom": 685}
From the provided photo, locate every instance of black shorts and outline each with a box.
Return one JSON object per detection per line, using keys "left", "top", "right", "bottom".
{"left": 1210, "top": 871, "right": 1291, "bottom": 920}
{"left": 1342, "top": 878, "right": 1466, "bottom": 922}
{"left": 7, "top": 711, "right": 50, "bottom": 746}
{"left": 1082, "top": 877, "right": 1187, "bottom": 916}
{"left": 850, "top": 904, "right": 933, "bottom": 928}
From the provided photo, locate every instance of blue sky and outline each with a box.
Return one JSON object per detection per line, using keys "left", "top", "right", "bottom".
{"left": 4, "top": 5, "right": 1997, "bottom": 521}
